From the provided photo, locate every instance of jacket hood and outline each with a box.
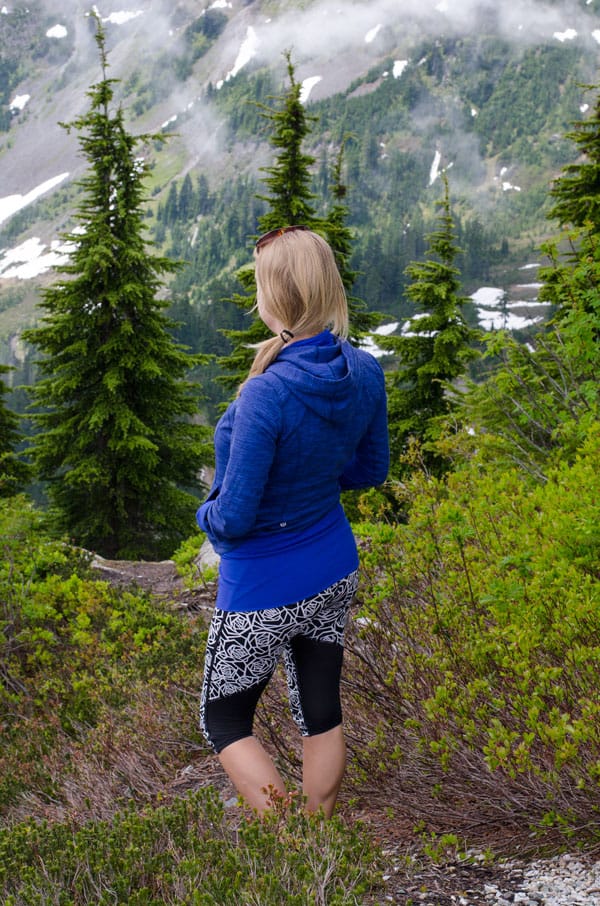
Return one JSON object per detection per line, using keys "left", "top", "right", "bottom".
{"left": 266, "top": 330, "right": 369, "bottom": 423}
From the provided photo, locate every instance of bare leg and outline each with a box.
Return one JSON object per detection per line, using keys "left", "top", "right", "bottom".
{"left": 302, "top": 724, "right": 346, "bottom": 817}
{"left": 218, "top": 735, "right": 287, "bottom": 814}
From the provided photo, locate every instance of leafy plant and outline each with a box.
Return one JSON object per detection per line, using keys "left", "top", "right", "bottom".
{"left": 344, "top": 426, "right": 600, "bottom": 848}
{"left": 0, "top": 788, "right": 381, "bottom": 904}
{"left": 0, "top": 495, "right": 207, "bottom": 818}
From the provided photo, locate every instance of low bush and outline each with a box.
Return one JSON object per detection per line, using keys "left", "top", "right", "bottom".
{"left": 344, "top": 426, "right": 600, "bottom": 849}
{"left": 0, "top": 789, "right": 380, "bottom": 904}
{"left": 0, "top": 497, "right": 207, "bottom": 821}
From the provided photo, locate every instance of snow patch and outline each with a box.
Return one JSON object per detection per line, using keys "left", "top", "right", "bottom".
{"left": 393, "top": 60, "right": 408, "bottom": 78}
{"left": 402, "top": 314, "right": 438, "bottom": 338}
{"left": 502, "top": 181, "right": 521, "bottom": 192}
{"left": 429, "top": 150, "right": 442, "bottom": 186}
{"left": 217, "top": 26, "right": 258, "bottom": 88}
{"left": 470, "top": 286, "right": 504, "bottom": 308}
{"left": 360, "top": 322, "right": 399, "bottom": 359}
{"left": 102, "top": 10, "right": 143, "bottom": 25}
{"left": 9, "top": 94, "right": 30, "bottom": 112}
{"left": 365, "top": 24, "right": 382, "bottom": 43}
{"left": 478, "top": 311, "right": 543, "bottom": 331}
{"left": 514, "top": 282, "right": 543, "bottom": 290}
{"left": 471, "top": 286, "right": 544, "bottom": 332}
{"left": 299, "top": 76, "right": 322, "bottom": 104}
{"left": 0, "top": 173, "right": 70, "bottom": 226}
{"left": 553, "top": 28, "right": 577, "bottom": 42}
{"left": 46, "top": 24, "right": 67, "bottom": 38}
{"left": 592, "top": 29, "right": 600, "bottom": 43}
{"left": 0, "top": 236, "right": 74, "bottom": 281}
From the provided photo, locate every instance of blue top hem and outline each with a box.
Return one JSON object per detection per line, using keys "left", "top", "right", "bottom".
{"left": 215, "top": 504, "right": 358, "bottom": 612}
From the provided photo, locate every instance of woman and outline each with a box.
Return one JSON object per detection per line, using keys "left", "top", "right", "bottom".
{"left": 197, "top": 226, "right": 389, "bottom": 816}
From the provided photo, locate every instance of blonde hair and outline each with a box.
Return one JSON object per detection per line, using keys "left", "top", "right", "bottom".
{"left": 243, "top": 229, "right": 349, "bottom": 388}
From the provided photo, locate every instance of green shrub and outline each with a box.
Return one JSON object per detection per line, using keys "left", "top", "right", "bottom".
{"left": 0, "top": 789, "right": 380, "bottom": 904}
{"left": 346, "top": 425, "right": 600, "bottom": 846}
{"left": 0, "top": 496, "right": 207, "bottom": 817}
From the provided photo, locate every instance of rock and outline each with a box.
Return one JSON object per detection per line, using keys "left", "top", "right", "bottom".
{"left": 195, "top": 538, "right": 220, "bottom": 571}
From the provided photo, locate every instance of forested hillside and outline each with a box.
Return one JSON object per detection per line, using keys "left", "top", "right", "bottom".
{"left": 1, "top": 0, "right": 600, "bottom": 394}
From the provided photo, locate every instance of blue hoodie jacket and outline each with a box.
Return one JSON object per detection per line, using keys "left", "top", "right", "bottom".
{"left": 196, "top": 330, "right": 389, "bottom": 610}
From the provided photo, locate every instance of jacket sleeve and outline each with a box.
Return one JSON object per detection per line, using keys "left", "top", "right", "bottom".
{"left": 196, "top": 378, "right": 281, "bottom": 543}
{"left": 339, "top": 371, "right": 389, "bottom": 490}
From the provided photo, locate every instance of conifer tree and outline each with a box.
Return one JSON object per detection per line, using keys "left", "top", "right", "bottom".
{"left": 24, "top": 16, "right": 207, "bottom": 559}
{"left": 547, "top": 86, "right": 600, "bottom": 232}
{"left": 458, "top": 87, "right": 600, "bottom": 479}
{"left": 0, "top": 364, "right": 29, "bottom": 496}
{"left": 219, "top": 53, "right": 318, "bottom": 390}
{"left": 322, "top": 142, "right": 380, "bottom": 341}
{"left": 220, "top": 54, "right": 374, "bottom": 390}
{"left": 381, "top": 175, "right": 478, "bottom": 475}
{"left": 541, "top": 85, "right": 600, "bottom": 327}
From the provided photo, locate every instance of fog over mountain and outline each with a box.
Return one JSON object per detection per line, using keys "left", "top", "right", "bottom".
{"left": 2, "top": 0, "right": 600, "bottom": 204}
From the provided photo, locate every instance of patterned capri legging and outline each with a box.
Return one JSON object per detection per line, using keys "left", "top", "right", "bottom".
{"left": 200, "top": 569, "right": 359, "bottom": 753}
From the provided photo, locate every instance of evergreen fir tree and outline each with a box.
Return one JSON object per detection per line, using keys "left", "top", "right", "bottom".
{"left": 542, "top": 85, "right": 600, "bottom": 326}
{"left": 0, "top": 364, "right": 29, "bottom": 497}
{"left": 458, "top": 226, "right": 600, "bottom": 482}
{"left": 218, "top": 53, "right": 321, "bottom": 390}
{"left": 219, "top": 54, "right": 376, "bottom": 390}
{"left": 255, "top": 51, "right": 319, "bottom": 231}
{"left": 179, "top": 173, "right": 194, "bottom": 222}
{"left": 457, "top": 88, "right": 600, "bottom": 481}
{"left": 381, "top": 175, "right": 479, "bottom": 475}
{"left": 322, "top": 141, "right": 380, "bottom": 341}
{"left": 548, "top": 85, "right": 600, "bottom": 232}
{"left": 23, "top": 16, "right": 208, "bottom": 559}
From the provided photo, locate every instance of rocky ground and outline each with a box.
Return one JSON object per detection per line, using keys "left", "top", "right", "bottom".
{"left": 90, "top": 555, "right": 600, "bottom": 906}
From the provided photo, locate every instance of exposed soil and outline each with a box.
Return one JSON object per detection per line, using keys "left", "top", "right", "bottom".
{"left": 90, "top": 552, "right": 216, "bottom": 613}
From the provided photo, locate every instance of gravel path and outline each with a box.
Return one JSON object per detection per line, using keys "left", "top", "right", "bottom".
{"left": 379, "top": 851, "right": 600, "bottom": 905}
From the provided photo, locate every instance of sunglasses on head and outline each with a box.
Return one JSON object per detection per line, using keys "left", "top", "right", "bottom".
{"left": 254, "top": 224, "right": 310, "bottom": 252}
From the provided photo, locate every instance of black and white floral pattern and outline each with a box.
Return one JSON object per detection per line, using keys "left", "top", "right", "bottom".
{"left": 200, "top": 570, "right": 359, "bottom": 739}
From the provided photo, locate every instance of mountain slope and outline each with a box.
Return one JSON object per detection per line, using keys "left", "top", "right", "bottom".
{"left": 1, "top": 0, "right": 599, "bottom": 360}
